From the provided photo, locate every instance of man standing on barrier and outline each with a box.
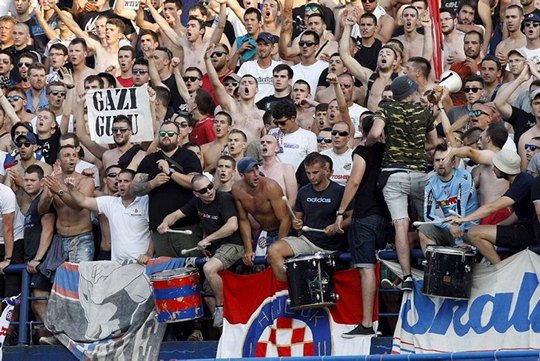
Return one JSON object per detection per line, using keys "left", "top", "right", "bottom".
{"left": 157, "top": 174, "right": 244, "bottom": 328}
{"left": 418, "top": 143, "right": 479, "bottom": 252}
{"left": 268, "top": 152, "right": 349, "bottom": 281}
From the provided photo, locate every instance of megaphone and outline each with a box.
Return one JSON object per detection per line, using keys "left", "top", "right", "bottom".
{"left": 438, "top": 70, "right": 462, "bottom": 93}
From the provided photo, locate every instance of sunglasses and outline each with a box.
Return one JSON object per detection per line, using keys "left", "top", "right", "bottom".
{"left": 224, "top": 81, "right": 238, "bottom": 87}
{"left": 331, "top": 130, "right": 349, "bottom": 137}
{"left": 18, "top": 62, "right": 32, "bottom": 67}
{"left": 317, "top": 137, "right": 332, "bottom": 143}
{"left": 112, "top": 127, "right": 129, "bottom": 133}
{"left": 195, "top": 182, "right": 214, "bottom": 194}
{"left": 16, "top": 141, "right": 32, "bottom": 148}
{"left": 305, "top": 4, "right": 320, "bottom": 11}
{"left": 274, "top": 119, "right": 288, "bottom": 126}
{"left": 48, "top": 91, "right": 66, "bottom": 97}
{"left": 464, "top": 87, "right": 482, "bottom": 93}
{"left": 524, "top": 21, "right": 540, "bottom": 27}
{"left": 132, "top": 69, "right": 148, "bottom": 74}
{"left": 106, "top": 172, "right": 118, "bottom": 178}
{"left": 525, "top": 144, "right": 539, "bottom": 151}
{"left": 183, "top": 76, "right": 200, "bottom": 82}
{"left": 159, "top": 130, "right": 178, "bottom": 137}
{"left": 211, "top": 51, "right": 227, "bottom": 58}
{"left": 6, "top": 95, "right": 23, "bottom": 102}
{"left": 299, "top": 41, "right": 316, "bottom": 47}
{"left": 468, "top": 109, "right": 489, "bottom": 118}
{"left": 361, "top": 0, "right": 376, "bottom": 3}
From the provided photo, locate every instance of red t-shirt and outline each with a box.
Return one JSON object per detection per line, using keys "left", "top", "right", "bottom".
{"left": 190, "top": 116, "right": 216, "bottom": 145}
{"left": 117, "top": 76, "right": 134, "bottom": 88}
{"left": 201, "top": 70, "right": 233, "bottom": 106}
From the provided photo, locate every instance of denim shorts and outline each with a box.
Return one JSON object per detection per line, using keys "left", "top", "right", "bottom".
{"left": 382, "top": 170, "right": 430, "bottom": 221}
{"left": 60, "top": 231, "right": 95, "bottom": 263}
{"left": 348, "top": 214, "right": 388, "bottom": 268}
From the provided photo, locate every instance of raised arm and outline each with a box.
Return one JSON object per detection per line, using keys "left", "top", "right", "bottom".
{"left": 477, "top": 0, "right": 493, "bottom": 53}
{"left": 114, "top": 0, "right": 137, "bottom": 21}
{"left": 74, "top": 94, "right": 108, "bottom": 159}
{"left": 65, "top": 176, "right": 99, "bottom": 211}
{"left": 146, "top": 0, "right": 183, "bottom": 44}
{"left": 34, "top": 3, "right": 60, "bottom": 40}
{"left": 49, "top": 1, "right": 101, "bottom": 52}
{"left": 329, "top": 73, "right": 354, "bottom": 136}
{"left": 494, "top": 64, "right": 531, "bottom": 119}
{"left": 0, "top": 87, "right": 20, "bottom": 127}
{"left": 339, "top": 19, "right": 372, "bottom": 85}
{"left": 449, "top": 146, "right": 494, "bottom": 165}
{"left": 59, "top": 67, "right": 75, "bottom": 135}
{"left": 278, "top": 0, "right": 300, "bottom": 61}
{"left": 148, "top": 54, "right": 167, "bottom": 88}
{"left": 208, "top": 0, "right": 227, "bottom": 45}
{"left": 205, "top": 46, "right": 234, "bottom": 110}
{"left": 421, "top": 15, "right": 433, "bottom": 63}
{"left": 225, "top": 0, "right": 246, "bottom": 22}
{"left": 136, "top": 0, "right": 160, "bottom": 32}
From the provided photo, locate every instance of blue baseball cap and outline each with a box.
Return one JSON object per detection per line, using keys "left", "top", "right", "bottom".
{"left": 237, "top": 157, "right": 259, "bottom": 173}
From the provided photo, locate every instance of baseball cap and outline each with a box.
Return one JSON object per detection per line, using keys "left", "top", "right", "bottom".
{"left": 256, "top": 32, "right": 279, "bottom": 44}
{"left": 391, "top": 76, "right": 418, "bottom": 101}
{"left": 524, "top": 10, "right": 540, "bottom": 23}
{"left": 237, "top": 157, "right": 259, "bottom": 173}
{"left": 224, "top": 73, "right": 241, "bottom": 83}
{"left": 15, "top": 132, "right": 37, "bottom": 145}
{"left": 530, "top": 88, "right": 540, "bottom": 101}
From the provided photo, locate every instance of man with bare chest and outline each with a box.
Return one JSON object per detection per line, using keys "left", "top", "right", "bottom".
{"left": 38, "top": 145, "right": 95, "bottom": 262}
{"left": 260, "top": 135, "right": 297, "bottom": 206}
{"left": 232, "top": 157, "right": 291, "bottom": 266}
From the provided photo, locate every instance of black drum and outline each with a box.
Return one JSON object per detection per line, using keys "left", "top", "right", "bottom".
{"left": 284, "top": 253, "right": 338, "bottom": 310}
{"left": 422, "top": 246, "right": 476, "bottom": 299}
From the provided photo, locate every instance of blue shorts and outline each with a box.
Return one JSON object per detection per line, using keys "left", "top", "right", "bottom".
{"left": 348, "top": 214, "right": 387, "bottom": 268}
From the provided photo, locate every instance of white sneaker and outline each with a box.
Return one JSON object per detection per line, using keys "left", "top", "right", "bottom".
{"left": 213, "top": 306, "right": 224, "bottom": 328}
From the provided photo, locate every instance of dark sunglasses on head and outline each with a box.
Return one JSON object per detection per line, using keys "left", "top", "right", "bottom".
{"left": 211, "top": 51, "right": 227, "bottom": 58}
{"left": 6, "top": 95, "right": 23, "bottom": 102}
{"left": 49, "top": 91, "right": 66, "bottom": 97}
{"left": 305, "top": 4, "right": 320, "bottom": 11}
{"left": 525, "top": 144, "right": 539, "bottom": 151}
{"left": 159, "top": 130, "right": 178, "bottom": 137}
{"left": 299, "top": 41, "right": 316, "bottom": 47}
{"left": 183, "top": 76, "right": 200, "bottom": 82}
{"left": 464, "top": 87, "right": 482, "bottom": 93}
{"left": 112, "top": 127, "right": 129, "bottom": 133}
{"left": 106, "top": 172, "right": 118, "bottom": 178}
{"left": 195, "top": 182, "right": 214, "bottom": 194}
{"left": 331, "top": 130, "right": 349, "bottom": 137}
{"left": 224, "top": 81, "right": 238, "bottom": 87}
{"left": 16, "top": 141, "right": 32, "bottom": 148}
{"left": 317, "top": 137, "right": 332, "bottom": 143}
{"left": 468, "top": 109, "right": 488, "bottom": 118}
{"left": 524, "top": 21, "right": 540, "bottom": 27}
{"left": 132, "top": 69, "right": 148, "bottom": 74}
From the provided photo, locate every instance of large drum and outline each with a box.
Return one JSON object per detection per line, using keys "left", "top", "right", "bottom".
{"left": 284, "top": 253, "right": 338, "bottom": 310}
{"left": 150, "top": 268, "right": 203, "bottom": 323}
{"left": 422, "top": 246, "right": 476, "bottom": 299}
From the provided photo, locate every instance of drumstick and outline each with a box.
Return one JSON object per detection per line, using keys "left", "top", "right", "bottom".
{"left": 302, "top": 226, "right": 326, "bottom": 233}
{"left": 181, "top": 246, "right": 198, "bottom": 255}
{"left": 282, "top": 196, "right": 298, "bottom": 220}
{"left": 166, "top": 229, "right": 193, "bottom": 235}
{"left": 413, "top": 220, "right": 442, "bottom": 226}
{"left": 449, "top": 210, "right": 462, "bottom": 218}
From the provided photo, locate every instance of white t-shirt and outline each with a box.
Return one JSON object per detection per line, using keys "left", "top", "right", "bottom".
{"left": 0, "top": 150, "right": 6, "bottom": 177}
{"left": 238, "top": 60, "right": 282, "bottom": 102}
{"left": 96, "top": 195, "right": 151, "bottom": 261}
{"left": 269, "top": 127, "right": 318, "bottom": 170}
{"left": 0, "top": 184, "right": 25, "bottom": 243}
{"left": 292, "top": 61, "right": 328, "bottom": 99}
{"left": 349, "top": 103, "right": 369, "bottom": 139}
{"left": 321, "top": 148, "right": 353, "bottom": 186}
{"left": 516, "top": 47, "right": 540, "bottom": 62}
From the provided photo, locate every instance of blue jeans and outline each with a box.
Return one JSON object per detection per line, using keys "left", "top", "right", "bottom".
{"left": 60, "top": 231, "right": 94, "bottom": 262}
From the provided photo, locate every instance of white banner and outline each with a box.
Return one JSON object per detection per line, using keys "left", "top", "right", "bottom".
{"left": 385, "top": 250, "right": 540, "bottom": 354}
{"left": 86, "top": 85, "right": 154, "bottom": 144}
{"left": 112, "top": 0, "right": 140, "bottom": 10}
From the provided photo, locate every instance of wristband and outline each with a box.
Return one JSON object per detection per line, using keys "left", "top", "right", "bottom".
{"left": 33, "top": 259, "right": 42, "bottom": 263}
{"left": 4, "top": 257, "right": 11, "bottom": 262}
{"left": 336, "top": 212, "right": 345, "bottom": 216}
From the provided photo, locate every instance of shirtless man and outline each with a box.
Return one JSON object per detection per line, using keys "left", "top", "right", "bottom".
{"left": 38, "top": 145, "right": 95, "bottom": 262}
{"left": 215, "top": 155, "right": 236, "bottom": 192}
{"left": 232, "top": 157, "right": 291, "bottom": 266}
{"left": 226, "top": 129, "right": 248, "bottom": 163}
{"left": 101, "top": 115, "right": 146, "bottom": 170}
{"left": 494, "top": 5, "right": 526, "bottom": 68}
{"left": 51, "top": 3, "right": 124, "bottom": 74}
{"left": 202, "top": 111, "right": 232, "bottom": 173}
{"left": 67, "top": 38, "right": 97, "bottom": 104}
{"left": 145, "top": 0, "right": 226, "bottom": 73}
{"left": 136, "top": 0, "right": 183, "bottom": 58}
{"left": 260, "top": 135, "right": 297, "bottom": 206}
{"left": 517, "top": 89, "right": 540, "bottom": 170}
{"left": 205, "top": 47, "right": 264, "bottom": 143}
{"left": 6, "top": 87, "right": 33, "bottom": 125}
{"left": 292, "top": 80, "right": 317, "bottom": 130}
{"left": 341, "top": 16, "right": 398, "bottom": 111}
{"left": 4, "top": 132, "right": 52, "bottom": 213}
{"left": 393, "top": 6, "right": 433, "bottom": 64}
{"left": 497, "top": 50, "right": 529, "bottom": 106}
{"left": 355, "top": 0, "right": 395, "bottom": 43}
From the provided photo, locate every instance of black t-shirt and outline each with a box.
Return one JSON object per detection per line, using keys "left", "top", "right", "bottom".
{"left": 77, "top": 10, "right": 135, "bottom": 35}
{"left": 531, "top": 176, "right": 540, "bottom": 242}
{"left": 295, "top": 180, "right": 346, "bottom": 251}
{"left": 256, "top": 93, "right": 292, "bottom": 111}
{"left": 504, "top": 172, "right": 535, "bottom": 226}
{"left": 292, "top": 4, "right": 335, "bottom": 39}
{"left": 507, "top": 106, "right": 536, "bottom": 146}
{"left": 163, "top": 74, "right": 187, "bottom": 112}
{"left": 352, "top": 143, "right": 389, "bottom": 219}
{"left": 136, "top": 147, "right": 202, "bottom": 229}
{"left": 26, "top": 15, "right": 55, "bottom": 55}
{"left": 180, "top": 191, "right": 242, "bottom": 253}
{"left": 38, "top": 131, "right": 61, "bottom": 165}
{"left": 317, "top": 68, "right": 362, "bottom": 88}
{"left": 353, "top": 38, "right": 383, "bottom": 72}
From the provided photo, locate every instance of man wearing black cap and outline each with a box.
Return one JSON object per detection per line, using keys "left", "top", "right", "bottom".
{"left": 514, "top": 10, "right": 540, "bottom": 60}
{"left": 366, "top": 75, "right": 438, "bottom": 291}
{"left": 5, "top": 131, "right": 52, "bottom": 213}
{"left": 232, "top": 156, "right": 291, "bottom": 266}
{"left": 448, "top": 150, "right": 536, "bottom": 264}
{"left": 238, "top": 32, "right": 282, "bottom": 102}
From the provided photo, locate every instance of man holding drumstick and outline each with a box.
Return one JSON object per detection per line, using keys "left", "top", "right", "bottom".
{"left": 157, "top": 174, "right": 244, "bottom": 328}
{"left": 267, "top": 152, "right": 350, "bottom": 281}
